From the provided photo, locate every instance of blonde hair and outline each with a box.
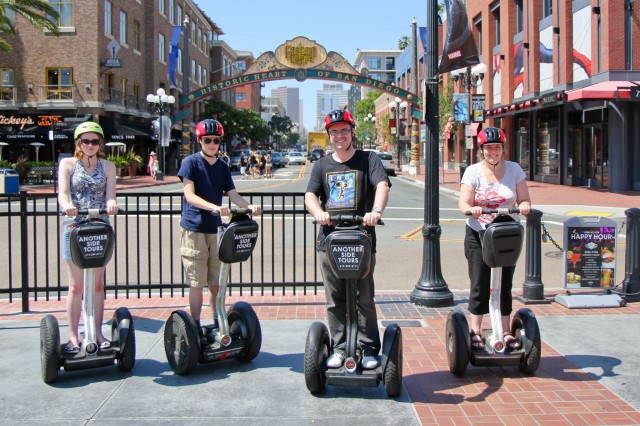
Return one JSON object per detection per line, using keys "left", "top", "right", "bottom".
{"left": 73, "top": 136, "right": 106, "bottom": 160}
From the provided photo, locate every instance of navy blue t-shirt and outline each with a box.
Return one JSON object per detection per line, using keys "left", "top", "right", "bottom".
{"left": 178, "top": 153, "right": 235, "bottom": 234}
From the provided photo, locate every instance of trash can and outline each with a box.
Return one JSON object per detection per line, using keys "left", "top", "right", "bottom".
{"left": 459, "top": 163, "right": 468, "bottom": 181}
{"left": 0, "top": 169, "right": 19, "bottom": 194}
{"left": 155, "top": 171, "right": 164, "bottom": 181}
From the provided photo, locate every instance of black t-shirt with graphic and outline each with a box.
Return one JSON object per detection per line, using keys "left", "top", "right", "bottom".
{"left": 306, "top": 150, "right": 391, "bottom": 252}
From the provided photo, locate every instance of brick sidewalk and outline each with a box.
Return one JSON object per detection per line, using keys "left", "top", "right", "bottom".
{"left": 3, "top": 291, "right": 640, "bottom": 425}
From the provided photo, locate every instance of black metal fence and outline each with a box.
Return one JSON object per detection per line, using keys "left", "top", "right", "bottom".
{"left": 0, "top": 191, "right": 323, "bottom": 312}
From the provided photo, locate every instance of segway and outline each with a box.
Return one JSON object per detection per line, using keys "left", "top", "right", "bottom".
{"left": 304, "top": 214, "right": 402, "bottom": 397}
{"left": 446, "top": 207, "right": 541, "bottom": 376}
{"left": 164, "top": 208, "right": 261, "bottom": 375}
{"left": 40, "top": 209, "right": 135, "bottom": 384}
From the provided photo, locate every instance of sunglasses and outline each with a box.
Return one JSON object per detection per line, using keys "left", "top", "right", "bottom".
{"left": 80, "top": 138, "right": 101, "bottom": 146}
{"left": 201, "top": 136, "right": 221, "bottom": 145}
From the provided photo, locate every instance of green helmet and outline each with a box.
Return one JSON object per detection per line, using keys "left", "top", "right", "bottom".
{"left": 74, "top": 121, "right": 104, "bottom": 140}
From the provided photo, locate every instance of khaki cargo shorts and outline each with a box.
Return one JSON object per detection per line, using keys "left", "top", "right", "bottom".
{"left": 180, "top": 229, "right": 221, "bottom": 288}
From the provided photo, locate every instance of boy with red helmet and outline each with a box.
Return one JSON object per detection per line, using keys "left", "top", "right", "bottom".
{"left": 305, "top": 109, "right": 391, "bottom": 370}
{"left": 458, "top": 126, "right": 532, "bottom": 351}
{"left": 178, "top": 119, "right": 261, "bottom": 338}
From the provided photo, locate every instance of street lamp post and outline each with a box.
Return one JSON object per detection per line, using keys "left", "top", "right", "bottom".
{"left": 389, "top": 98, "right": 408, "bottom": 171}
{"left": 363, "top": 113, "right": 376, "bottom": 150}
{"left": 146, "top": 88, "right": 175, "bottom": 177}
{"left": 451, "top": 63, "right": 487, "bottom": 166}
{"left": 410, "top": 0, "right": 453, "bottom": 307}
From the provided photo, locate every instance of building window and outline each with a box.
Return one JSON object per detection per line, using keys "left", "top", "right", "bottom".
{"left": 104, "top": 71, "right": 114, "bottom": 100}
{"left": 236, "top": 93, "right": 246, "bottom": 103}
{"left": 168, "top": 0, "right": 174, "bottom": 24}
{"left": 475, "top": 19, "right": 482, "bottom": 55}
{"left": 49, "top": 0, "right": 73, "bottom": 27}
{"left": 492, "top": 6, "right": 501, "bottom": 47}
{"left": 159, "top": 33, "right": 166, "bottom": 62}
{"left": 202, "top": 32, "right": 207, "bottom": 53}
{"left": 133, "top": 20, "right": 140, "bottom": 51}
{"left": 104, "top": 0, "right": 112, "bottom": 35}
{"left": 197, "top": 28, "right": 202, "bottom": 50}
{"left": 367, "top": 58, "right": 382, "bottom": 69}
{"left": 1, "top": 68, "right": 14, "bottom": 100}
{"left": 119, "top": 11, "right": 127, "bottom": 45}
{"left": 385, "top": 57, "right": 395, "bottom": 70}
{"left": 159, "top": 0, "right": 165, "bottom": 16}
{"left": 177, "top": 5, "right": 182, "bottom": 24}
{"left": 203, "top": 69, "right": 207, "bottom": 84}
{"left": 236, "top": 61, "right": 246, "bottom": 71}
{"left": 45, "top": 67, "right": 72, "bottom": 100}
{"left": 543, "top": 0, "right": 552, "bottom": 18}
{"left": 516, "top": 0, "right": 523, "bottom": 33}
{"left": 120, "top": 77, "right": 128, "bottom": 106}
{"left": 191, "top": 59, "right": 196, "bottom": 81}
{"left": 177, "top": 48, "right": 182, "bottom": 73}
{"left": 133, "top": 83, "right": 140, "bottom": 109}
{"left": 191, "top": 21, "right": 196, "bottom": 42}
{"left": 198, "top": 64, "right": 202, "bottom": 85}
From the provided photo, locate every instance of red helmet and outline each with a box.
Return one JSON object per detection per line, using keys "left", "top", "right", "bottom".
{"left": 324, "top": 109, "right": 355, "bottom": 130}
{"left": 477, "top": 127, "right": 506, "bottom": 146}
{"left": 195, "top": 119, "right": 224, "bottom": 138}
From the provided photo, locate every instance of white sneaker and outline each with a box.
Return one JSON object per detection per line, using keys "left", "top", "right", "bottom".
{"left": 362, "top": 355, "right": 378, "bottom": 370}
{"left": 326, "top": 353, "right": 345, "bottom": 368}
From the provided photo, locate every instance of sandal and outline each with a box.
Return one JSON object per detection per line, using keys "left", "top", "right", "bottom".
{"left": 503, "top": 332, "right": 521, "bottom": 350}
{"left": 470, "top": 331, "right": 485, "bottom": 350}
{"left": 99, "top": 340, "right": 112, "bottom": 350}
{"left": 64, "top": 341, "right": 80, "bottom": 354}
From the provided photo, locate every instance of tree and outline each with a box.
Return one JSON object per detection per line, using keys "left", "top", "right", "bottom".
{"left": 202, "top": 100, "right": 270, "bottom": 149}
{"left": 0, "top": 0, "right": 60, "bottom": 53}
{"left": 397, "top": 36, "right": 410, "bottom": 50}
{"left": 353, "top": 90, "right": 383, "bottom": 147}
{"left": 439, "top": 79, "right": 457, "bottom": 136}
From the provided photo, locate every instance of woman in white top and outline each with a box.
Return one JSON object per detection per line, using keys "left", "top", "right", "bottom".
{"left": 458, "top": 127, "right": 531, "bottom": 352}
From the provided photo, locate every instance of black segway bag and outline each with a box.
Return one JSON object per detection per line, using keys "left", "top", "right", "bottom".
{"left": 325, "top": 229, "right": 372, "bottom": 279}
{"left": 217, "top": 214, "right": 259, "bottom": 263}
{"left": 482, "top": 218, "right": 524, "bottom": 268}
{"left": 69, "top": 219, "right": 115, "bottom": 269}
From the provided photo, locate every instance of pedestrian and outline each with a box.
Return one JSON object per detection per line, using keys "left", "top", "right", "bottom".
{"left": 305, "top": 109, "right": 391, "bottom": 370}
{"left": 458, "top": 127, "right": 532, "bottom": 351}
{"left": 148, "top": 152, "right": 158, "bottom": 179}
{"left": 57, "top": 121, "right": 120, "bottom": 353}
{"left": 265, "top": 150, "right": 273, "bottom": 178}
{"left": 177, "top": 119, "right": 261, "bottom": 340}
{"left": 239, "top": 151, "right": 248, "bottom": 179}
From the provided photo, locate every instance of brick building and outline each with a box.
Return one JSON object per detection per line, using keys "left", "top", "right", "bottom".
{"left": 444, "top": 0, "right": 640, "bottom": 191}
{"left": 0, "top": 0, "right": 221, "bottom": 174}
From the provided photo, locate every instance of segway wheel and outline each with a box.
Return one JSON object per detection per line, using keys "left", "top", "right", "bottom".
{"left": 164, "top": 311, "right": 199, "bottom": 375}
{"left": 227, "top": 301, "right": 262, "bottom": 362}
{"left": 40, "top": 315, "right": 61, "bottom": 384}
{"left": 383, "top": 325, "right": 403, "bottom": 398}
{"left": 512, "top": 308, "right": 541, "bottom": 374}
{"left": 111, "top": 308, "right": 136, "bottom": 372}
{"left": 304, "top": 322, "right": 330, "bottom": 394}
{"left": 446, "top": 310, "right": 470, "bottom": 377}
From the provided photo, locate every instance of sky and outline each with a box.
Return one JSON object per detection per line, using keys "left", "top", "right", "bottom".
{"left": 198, "top": 1, "right": 433, "bottom": 131}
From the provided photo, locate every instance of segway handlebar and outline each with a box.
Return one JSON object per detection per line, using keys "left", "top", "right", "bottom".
{"left": 61, "top": 208, "right": 121, "bottom": 217}
{"left": 313, "top": 214, "right": 384, "bottom": 226}
{"left": 211, "top": 207, "right": 254, "bottom": 217}
{"left": 464, "top": 207, "right": 521, "bottom": 216}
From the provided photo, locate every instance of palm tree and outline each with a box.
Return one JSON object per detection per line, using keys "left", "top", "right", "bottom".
{"left": 0, "top": 0, "right": 59, "bottom": 53}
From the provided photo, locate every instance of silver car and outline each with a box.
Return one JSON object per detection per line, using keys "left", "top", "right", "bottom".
{"left": 287, "top": 151, "right": 306, "bottom": 165}
{"left": 375, "top": 151, "right": 396, "bottom": 176}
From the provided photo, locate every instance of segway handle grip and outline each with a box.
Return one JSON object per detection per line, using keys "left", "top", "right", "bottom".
{"left": 312, "top": 214, "right": 384, "bottom": 226}
{"left": 211, "top": 207, "right": 251, "bottom": 216}
{"left": 465, "top": 207, "right": 521, "bottom": 216}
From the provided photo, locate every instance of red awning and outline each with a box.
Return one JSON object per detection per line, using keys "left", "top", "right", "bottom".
{"left": 566, "top": 81, "right": 640, "bottom": 102}
{"left": 468, "top": 122, "right": 480, "bottom": 136}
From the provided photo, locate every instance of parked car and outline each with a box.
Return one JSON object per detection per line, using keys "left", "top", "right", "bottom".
{"left": 309, "top": 148, "right": 325, "bottom": 162}
{"left": 374, "top": 151, "right": 396, "bottom": 176}
{"left": 270, "top": 151, "right": 287, "bottom": 168}
{"left": 287, "top": 151, "right": 306, "bottom": 165}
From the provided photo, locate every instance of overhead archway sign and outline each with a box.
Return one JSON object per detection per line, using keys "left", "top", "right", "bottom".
{"left": 179, "top": 36, "right": 421, "bottom": 116}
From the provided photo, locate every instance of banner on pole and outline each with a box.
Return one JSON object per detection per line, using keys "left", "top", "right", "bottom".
{"left": 471, "top": 94, "right": 486, "bottom": 123}
{"left": 453, "top": 93, "right": 469, "bottom": 124}
{"left": 438, "top": 0, "right": 480, "bottom": 74}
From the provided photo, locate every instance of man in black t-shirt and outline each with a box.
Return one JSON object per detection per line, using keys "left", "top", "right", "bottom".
{"left": 305, "top": 109, "right": 391, "bottom": 370}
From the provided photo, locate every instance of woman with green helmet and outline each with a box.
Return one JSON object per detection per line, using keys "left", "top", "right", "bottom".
{"left": 57, "top": 121, "right": 119, "bottom": 353}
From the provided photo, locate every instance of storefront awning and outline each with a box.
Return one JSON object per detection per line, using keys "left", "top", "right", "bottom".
{"left": 566, "top": 81, "right": 640, "bottom": 102}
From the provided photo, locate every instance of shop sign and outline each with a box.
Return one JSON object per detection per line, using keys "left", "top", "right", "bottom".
{"left": 563, "top": 216, "right": 617, "bottom": 288}
{"left": 471, "top": 94, "right": 485, "bottom": 122}
{"left": 539, "top": 93, "right": 558, "bottom": 105}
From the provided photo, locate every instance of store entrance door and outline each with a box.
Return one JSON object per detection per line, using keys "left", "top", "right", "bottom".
{"left": 585, "top": 125, "right": 609, "bottom": 189}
